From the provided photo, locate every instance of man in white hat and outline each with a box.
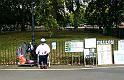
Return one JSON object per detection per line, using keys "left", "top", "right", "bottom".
{"left": 35, "top": 38, "right": 50, "bottom": 69}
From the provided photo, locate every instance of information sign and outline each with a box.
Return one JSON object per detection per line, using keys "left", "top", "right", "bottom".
{"left": 65, "top": 41, "right": 83, "bottom": 52}
{"left": 84, "top": 38, "right": 96, "bottom": 48}
{"left": 97, "top": 44, "right": 112, "bottom": 65}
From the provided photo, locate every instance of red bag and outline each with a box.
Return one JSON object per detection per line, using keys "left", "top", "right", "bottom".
{"left": 19, "top": 55, "right": 26, "bottom": 64}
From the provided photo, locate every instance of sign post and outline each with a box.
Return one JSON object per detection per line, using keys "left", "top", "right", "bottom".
{"left": 32, "top": 0, "right": 35, "bottom": 45}
{"left": 84, "top": 38, "right": 96, "bottom": 66}
{"left": 65, "top": 40, "right": 84, "bottom": 65}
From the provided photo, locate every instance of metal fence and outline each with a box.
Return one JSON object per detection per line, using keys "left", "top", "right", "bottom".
{"left": 0, "top": 45, "right": 17, "bottom": 65}
{"left": 0, "top": 39, "right": 119, "bottom": 66}
{"left": 49, "top": 40, "right": 83, "bottom": 65}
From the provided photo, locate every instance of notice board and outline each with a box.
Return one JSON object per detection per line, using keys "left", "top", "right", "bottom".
{"left": 97, "top": 44, "right": 112, "bottom": 65}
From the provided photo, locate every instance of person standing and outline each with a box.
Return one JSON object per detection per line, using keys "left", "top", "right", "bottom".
{"left": 36, "top": 38, "right": 50, "bottom": 69}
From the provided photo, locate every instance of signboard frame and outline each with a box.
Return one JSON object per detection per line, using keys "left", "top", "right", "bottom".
{"left": 65, "top": 40, "right": 84, "bottom": 52}
{"left": 114, "top": 50, "right": 124, "bottom": 64}
{"left": 97, "top": 44, "right": 112, "bottom": 65}
{"left": 84, "top": 38, "right": 96, "bottom": 48}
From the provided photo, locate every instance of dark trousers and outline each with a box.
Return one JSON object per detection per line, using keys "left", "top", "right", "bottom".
{"left": 39, "top": 55, "right": 48, "bottom": 65}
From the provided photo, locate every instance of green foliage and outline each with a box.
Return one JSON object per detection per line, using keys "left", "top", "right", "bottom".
{"left": 0, "top": 0, "right": 124, "bottom": 36}
{"left": 65, "top": 0, "right": 86, "bottom": 29}
{"left": 35, "top": 0, "right": 66, "bottom": 37}
{"left": 35, "top": 0, "right": 66, "bottom": 27}
{"left": 0, "top": 0, "right": 32, "bottom": 31}
{"left": 69, "top": 13, "right": 74, "bottom": 26}
{"left": 85, "top": 0, "right": 124, "bottom": 27}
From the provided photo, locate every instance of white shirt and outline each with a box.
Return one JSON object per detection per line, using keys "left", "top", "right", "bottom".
{"left": 36, "top": 43, "right": 50, "bottom": 55}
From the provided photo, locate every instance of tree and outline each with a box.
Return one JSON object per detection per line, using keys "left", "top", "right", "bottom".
{"left": 0, "top": 0, "right": 32, "bottom": 31}
{"left": 14, "top": 0, "right": 32, "bottom": 31}
{"left": 85, "top": 0, "right": 124, "bottom": 35}
{"left": 65, "top": 0, "right": 86, "bottom": 29}
{"left": 35, "top": 0, "right": 66, "bottom": 37}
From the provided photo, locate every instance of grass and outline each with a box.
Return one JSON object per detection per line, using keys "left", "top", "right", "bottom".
{"left": 0, "top": 31, "right": 119, "bottom": 47}
{"left": 0, "top": 30, "right": 120, "bottom": 51}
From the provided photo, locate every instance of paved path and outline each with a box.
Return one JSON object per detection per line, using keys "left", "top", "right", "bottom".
{"left": 0, "top": 65, "right": 124, "bottom": 80}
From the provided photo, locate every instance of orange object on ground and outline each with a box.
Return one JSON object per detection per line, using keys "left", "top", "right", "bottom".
{"left": 19, "top": 55, "right": 26, "bottom": 64}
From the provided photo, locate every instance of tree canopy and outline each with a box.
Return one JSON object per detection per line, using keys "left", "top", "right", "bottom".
{"left": 85, "top": 0, "right": 124, "bottom": 28}
{"left": 0, "top": 0, "right": 32, "bottom": 31}
{"left": 0, "top": 0, "right": 124, "bottom": 36}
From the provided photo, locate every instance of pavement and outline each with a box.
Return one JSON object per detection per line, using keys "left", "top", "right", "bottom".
{"left": 0, "top": 64, "right": 84, "bottom": 69}
{"left": 0, "top": 64, "right": 124, "bottom": 70}
{"left": 1, "top": 65, "right": 124, "bottom": 80}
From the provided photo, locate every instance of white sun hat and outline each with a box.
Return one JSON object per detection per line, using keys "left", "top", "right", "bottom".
{"left": 40, "top": 38, "right": 46, "bottom": 42}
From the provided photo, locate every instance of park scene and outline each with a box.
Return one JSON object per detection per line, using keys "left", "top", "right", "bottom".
{"left": 1, "top": 0, "right": 124, "bottom": 80}
{"left": 0, "top": 0, "right": 124, "bottom": 69}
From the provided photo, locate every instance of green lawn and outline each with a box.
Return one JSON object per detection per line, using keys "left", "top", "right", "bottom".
{"left": 0, "top": 31, "right": 119, "bottom": 49}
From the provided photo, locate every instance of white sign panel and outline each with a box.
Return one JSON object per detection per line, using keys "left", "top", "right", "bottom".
{"left": 52, "top": 42, "right": 56, "bottom": 49}
{"left": 118, "top": 40, "right": 124, "bottom": 51}
{"left": 65, "top": 41, "right": 83, "bottom": 52}
{"left": 97, "top": 44, "right": 112, "bottom": 65}
{"left": 114, "top": 51, "right": 124, "bottom": 64}
{"left": 84, "top": 49, "right": 90, "bottom": 58}
{"left": 85, "top": 38, "right": 96, "bottom": 48}
{"left": 97, "top": 40, "right": 114, "bottom": 45}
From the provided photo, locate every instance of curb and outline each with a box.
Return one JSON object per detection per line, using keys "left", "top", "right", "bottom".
{"left": 0, "top": 67, "right": 94, "bottom": 71}
{"left": 1, "top": 65, "right": 124, "bottom": 71}
{"left": 1, "top": 66, "right": 124, "bottom": 71}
